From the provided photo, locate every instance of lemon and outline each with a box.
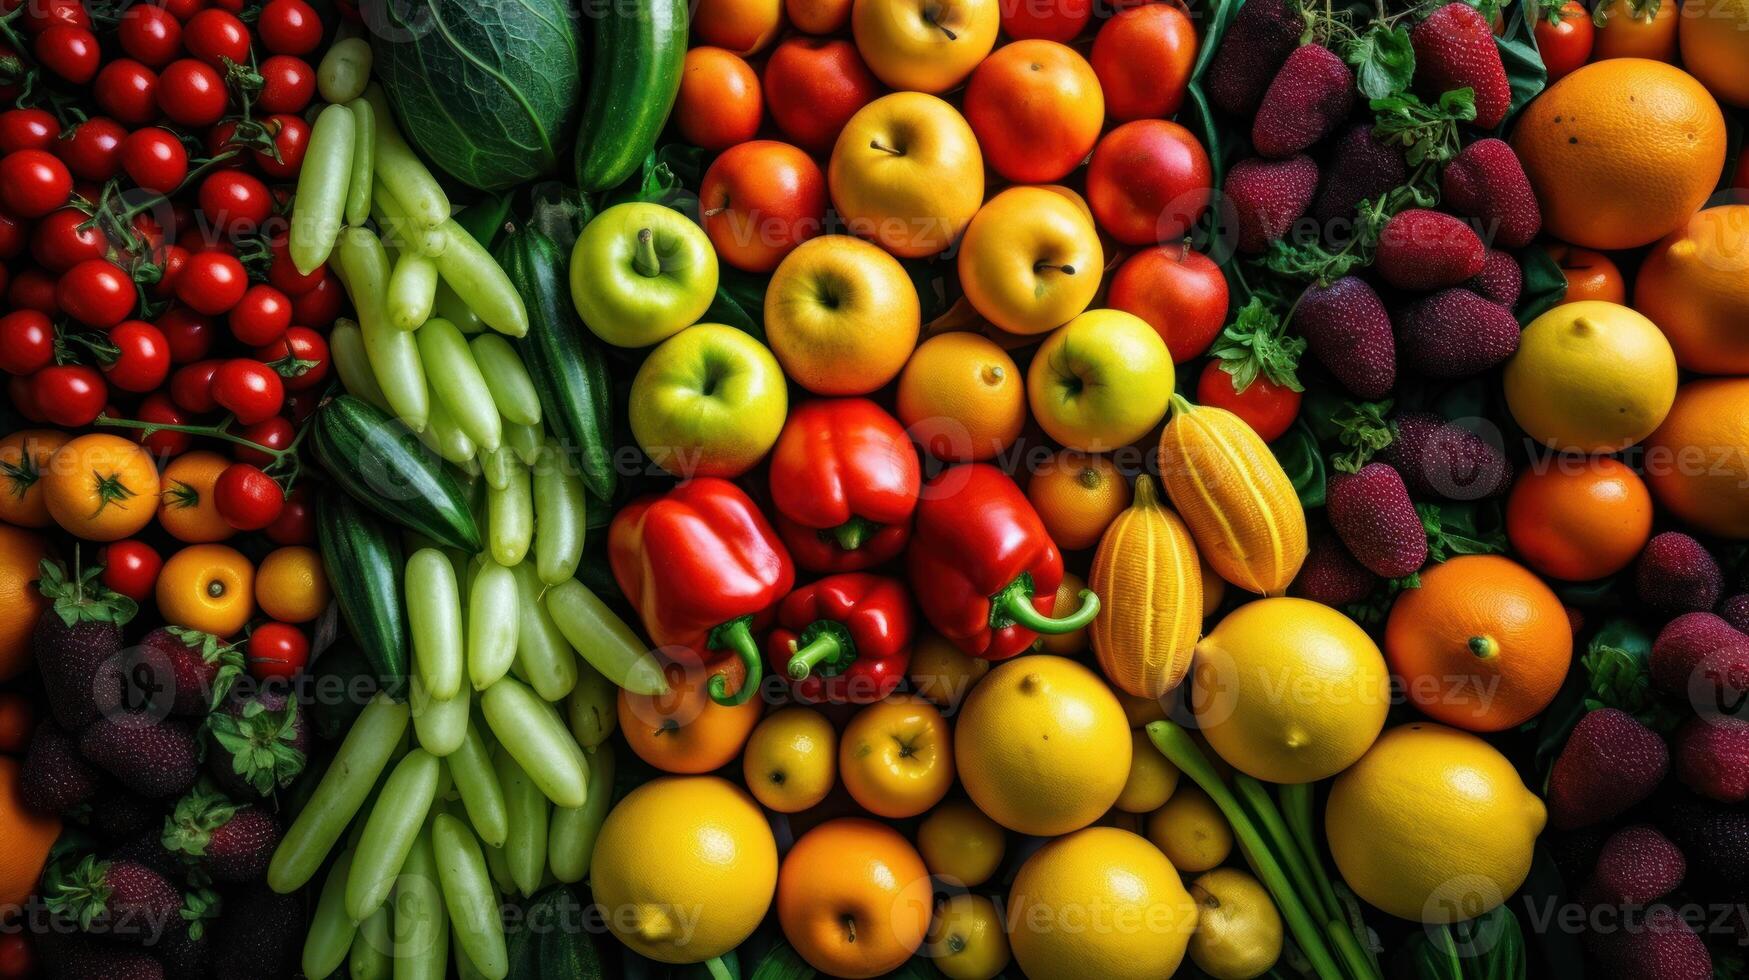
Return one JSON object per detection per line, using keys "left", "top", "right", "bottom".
{"left": 591, "top": 775, "right": 778, "bottom": 962}
{"left": 1191, "top": 598, "right": 1390, "bottom": 784}
{"left": 1115, "top": 729, "right": 1180, "bottom": 813}
{"left": 1188, "top": 869, "right": 1283, "bottom": 980}
{"left": 1326, "top": 723, "right": 1547, "bottom": 923}
{"left": 926, "top": 894, "right": 1011, "bottom": 980}
{"left": 916, "top": 801, "right": 1006, "bottom": 887}
{"left": 1505, "top": 300, "right": 1679, "bottom": 453}
{"left": 954, "top": 655, "right": 1131, "bottom": 835}
{"left": 1008, "top": 827, "right": 1199, "bottom": 980}
{"left": 1145, "top": 784, "right": 1233, "bottom": 873}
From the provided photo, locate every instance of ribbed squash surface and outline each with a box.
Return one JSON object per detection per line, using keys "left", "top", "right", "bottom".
{"left": 1090, "top": 476, "right": 1203, "bottom": 699}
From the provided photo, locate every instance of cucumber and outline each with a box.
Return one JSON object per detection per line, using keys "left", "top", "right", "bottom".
{"left": 496, "top": 224, "right": 616, "bottom": 501}
{"left": 317, "top": 491, "right": 409, "bottom": 698}
{"left": 573, "top": 0, "right": 686, "bottom": 192}
{"left": 312, "top": 394, "right": 482, "bottom": 552}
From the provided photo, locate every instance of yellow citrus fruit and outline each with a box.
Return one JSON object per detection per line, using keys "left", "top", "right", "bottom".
{"left": 1027, "top": 451, "right": 1131, "bottom": 552}
{"left": 1191, "top": 598, "right": 1390, "bottom": 783}
{"left": 741, "top": 706, "right": 837, "bottom": 813}
{"left": 954, "top": 655, "right": 1131, "bottom": 836}
{"left": 927, "top": 893, "right": 1011, "bottom": 980}
{"left": 1326, "top": 723, "right": 1547, "bottom": 924}
{"left": 1634, "top": 204, "right": 1749, "bottom": 374}
{"left": 1008, "top": 827, "right": 1199, "bottom": 980}
{"left": 1036, "top": 571, "right": 1093, "bottom": 656}
{"left": 254, "top": 545, "right": 329, "bottom": 624}
{"left": 1201, "top": 560, "right": 1226, "bottom": 618}
{"left": 1680, "top": 0, "right": 1749, "bottom": 107}
{"left": 1115, "top": 729, "right": 1180, "bottom": 813}
{"left": 908, "top": 629, "right": 990, "bottom": 709}
{"left": 591, "top": 775, "right": 778, "bottom": 962}
{"left": 1505, "top": 300, "right": 1679, "bottom": 453}
{"left": 1145, "top": 784, "right": 1233, "bottom": 873}
{"left": 896, "top": 331, "right": 1025, "bottom": 462}
{"left": 1114, "top": 684, "right": 1167, "bottom": 727}
{"left": 916, "top": 800, "right": 1006, "bottom": 887}
{"left": 1188, "top": 869, "right": 1284, "bottom": 980}
{"left": 1644, "top": 378, "right": 1749, "bottom": 538}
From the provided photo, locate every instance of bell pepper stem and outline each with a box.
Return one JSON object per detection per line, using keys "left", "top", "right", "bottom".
{"left": 632, "top": 227, "right": 660, "bottom": 278}
{"left": 787, "top": 631, "right": 843, "bottom": 681}
{"left": 830, "top": 516, "right": 879, "bottom": 552}
{"left": 990, "top": 574, "right": 1100, "bottom": 635}
{"left": 705, "top": 616, "right": 760, "bottom": 707}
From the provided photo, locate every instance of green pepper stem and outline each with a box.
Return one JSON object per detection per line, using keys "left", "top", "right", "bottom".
{"left": 831, "top": 516, "right": 879, "bottom": 552}
{"left": 787, "top": 631, "right": 843, "bottom": 681}
{"left": 706, "top": 617, "right": 760, "bottom": 707}
{"left": 994, "top": 581, "right": 1100, "bottom": 635}
{"left": 632, "top": 227, "right": 660, "bottom": 278}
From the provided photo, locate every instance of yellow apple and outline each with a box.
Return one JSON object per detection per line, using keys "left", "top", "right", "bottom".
{"left": 742, "top": 707, "right": 837, "bottom": 813}
{"left": 764, "top": 235, "right": 921, "bottom": 394}
{"left": 958, "top": 186, "right": 1103, "bottom": 335}
{"left": 1027, "top": 309, "right": 1173, "bottom": 451}
{"left": 828, "top": 92, "right": 984, "bottom": 259}
{"left": 629, "top": 324, "right": 788, "bottom": 478}
{"left": 851, "top": 0, "right": 999, "bottom": 93}
{"left": 838, "top": 695, "right": 954, "bottom": 819}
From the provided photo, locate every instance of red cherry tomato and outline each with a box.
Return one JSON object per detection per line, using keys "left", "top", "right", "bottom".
{"left": 1535, "top": 1, "right": 1594, "bottom": 84}
{"left": 156, "top": 308, "right": 214, "bottom": 363}
{"left": 253, "top": 325, "right": 329, "bottom": 391}
{"left": 183, "top": 9, "right": 250, "bottom": 67}
{"left": 159, "top": 0, "right": 206, "bottom": 18}
{"left": 264, "top": 483, "right": 315, "bottom": 545}
{"left": 149, "top": 243, "right": 190, "bottom": 298}
{"left": 0, "top": 310, "right": 53, "bottom": 375}
{"left": 31, "top": 208, "right": 108, "bottom": 272}
{"left": 289, "top": 269, "right": 342, "bottom": 327}
{"left": 210, "top": 358, "right": 284, "bottom": 424}
{"left": 134, "top": 392, "right": 192, "bottom": 457}
{"left": 252, "top": 113, "right": 309, "bottom": 180}
{"left": 101, "top": 539, "right": 163, "bottom": 602}
{"left": 19, "top": 0, "right": 90, "bottom": 34}
{"left": 267, "top": 236, "right": 321, "bottom": 295}
{"left": 247, "top": 622, "right": 308, "bottom": 680}
{"left": 7, "top": 375, "right": 43, "bottom": 422}
{"left": 234, "top": 415, "right": 293, "bottom": 467}
{"left": 118, "top": 3, "right": 182, "bottom": 67}
{"left": 0, "top": 108, "right": 56, "bottom": 154}
{"left": 33, "top": 24, "right": 99, "bottom": 84}
{"left": 257, "top": 55, "right": 315, "bottom": 114}
{"left": 32, "top": 364, "right": 106, "bottom": 427}
{"left": 57, "top": 259, "right": 136, "bottom": 328}
{"left": 104, "top": 319, "right": 172, "bottom": 393}
{"left": 159, "top": 60, "right": 229, "bottom": 128}
{"left": 175, "top": 250, "right": 246, "bottom": 314}
{"left": 0, "top": 149, "right": 72, "bottom": 217}
{"left": 93, "top": 59, "right": 160, "bottom": 126}
{"left": 0, "top": 211, "right": 25, "bottom": 259}
{"left": 0, "top": 929, "right": 35, "bottom": 980}
{"left": 198, "top": 169, "right": 271, "bottom": 236}
{"left": 214, "top": 463, "right": 285, "bottom": 530}
{"left": 1195, "top": 361, "right": 1301, "bottom": 443}
{"left": 170, "top": 358, "right": 223, "bottom": 413}
{"left": 228, "top": 284, "right": 292, "bottom": 345}
{"left": 54, "top": 116, "right": 127, "bottom": 182}
{"left": 120, "top": 126, "right": 189, "bottom": 194}
{"left": 7, "top": 268, "right": 58, "bottom": 314}
{"left": 258, "top": 0, "right": 322, "bottom": 54}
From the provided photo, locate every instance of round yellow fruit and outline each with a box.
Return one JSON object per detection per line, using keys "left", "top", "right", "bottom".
{"left": 1504, "top": 300, "right": 1679, "bottom": 453}
{"left": 1188, "top": 869, "right": 1283, "bottom": 980}
{"left": 958, "top": 186, "right": 1103, "bottom": 335}
{"left": 908, "top": 629, "right": 990, "bottom": 709}
{"left": 926, "top": 893, "right": 1011, "bottom": 980}
{"left": 1008, "top": 827, "right": 1199, "bottom": 980}
{"left": 954, "top": 655, "right": 1131, "bottom": 835}
{"left": 764, "top": 235, "right": 920, "bottom": 395}
{"left": 896, "top": 331, "right": 1026, "bottom": 463}
{"left": 1027, "top": 309, "right": 1173, "bottom": 452}
{"left": 1326, "top": 723, "right": 1547, "bottom": 923}
{"left": 742, "top": 707, "right": 837, "bottom": 813}
{"left": 1191, "top": 598, "right": 1390, "bottom": 784}
{"left": 591, "top": 775, "right": 778, "bottom": 962}
{"left": 828, "top": 92, "right": 984, "bottom": 258}
{"left": 1115, "top": 729, "right": 1180, "bottom": 813}
{"left": 916, "top": 800, "right": 1006, "bottom": 887}
{"left": 1145, "top": 784, "right": 1232, "bottom": 874}
{"left": 839, "top": 695, "right": 953, "bottom": 819}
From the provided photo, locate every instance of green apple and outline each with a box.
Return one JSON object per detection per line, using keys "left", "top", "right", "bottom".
{"left": 1027, "top": 309, "right": 1173, "bottom": 451}
{"left": 571, "top": 202, "right": 719, "bottom": 348}
{"left": 630, "top": 324, "right": 788, "bottom": 478}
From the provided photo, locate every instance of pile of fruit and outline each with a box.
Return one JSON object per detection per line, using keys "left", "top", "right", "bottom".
{"left": 0, "top": 0, "right": 1747, "bottom": 977}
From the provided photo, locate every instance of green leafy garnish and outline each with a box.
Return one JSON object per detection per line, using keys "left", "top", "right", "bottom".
{"left": 1344, "top": 24, "right": 1416, "bottom": 100}
{"left": 1372, "top": 88, "right": 1477, "bottom": 166}
{"left": 1208, "top": 298, "right": 1306, "bottom": 395}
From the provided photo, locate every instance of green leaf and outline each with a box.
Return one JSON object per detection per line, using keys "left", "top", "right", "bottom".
{"left": 1494, "top": 4, "right": 1550, "bottom": 124}
{"left": 1209, "top": 298, "right": 1305, "bottom": 392}
{"left": 1516, "top": 244, "right": 1567, "bottom": 325}
{"left": 1420, "top": 502, "right": 1508, "bottom": 563}
{"left": 1330, "top": 400, "right": 1395, "bottom": 473}
{"left": 749, "top": 943, "right": 815, "bottom": 980}
{"left": 1272, "top": 420, "right": 1327, "bottom": 508}
{"left": 1345, "top": 24, "right": 1416, "bottom": 101}
{"left": 704, "top": 268, "right": 769, "bottom": 344}
{"left": 1579, "top": 618, "right": 1687, "bottom": 732}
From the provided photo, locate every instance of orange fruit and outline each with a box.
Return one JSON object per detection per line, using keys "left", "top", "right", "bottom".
{"left": 777, "top": 817, "right": 932, "bottom": 979}
{"left": 838, "top": 695, "right": 953, "bottom": 819}
{"left": 1505, "top": 457, "right": 1653, "bottom": 581}
{"left": 0, "top": 692, "right": 34, "bottom": 753}
{"left": 1027, "top": 451, "right": 1132, "bottom": 551}
{"left": 1592, "top": 0, "right": 1677, "bottom": 60}
{"left": 157, "top": 450, "right": 233, "bottom": 543}
{"left": 1384, "top": 555, "right": 1573, "bottom": 732}
{"left": 0, "top": 524, "right": 49, "bottom": 682}
{"left": 1512, "top": 59, "right": 1726, "bottom": 250}
{"left": 618, "top": 659, "right": 763, "bottom": 774}
{"left": 1543, "top": 243, "right": 1627, "bottom": 305}
{"left": 0, "top": 429, "right": 68, "bottom": 528}
{"left": 1643, "top": 378, "right": 1749, "bottom": 538}
{"left": 1037, "top": 570, "right": 1093, "bottom": 656}
{"left": 0, "top": 757, "right": 60, "bottom": 909}
{"left": 156, "top": 544, "right": 255, "bottom": 637}
{"left": 254, "top": 545, "right": 330, "bottom": 623}
{"left": 896, "top": 332, "right": 1025, "bottom": 462}
{"left": 40, "top": 434, "right": 160, "bottom": 541}
{"left": 1635, "top": 205, "right": 1749, "bottom": 374}
{"left": 1679, "top": 0, "right": 1749, "bottom": 107}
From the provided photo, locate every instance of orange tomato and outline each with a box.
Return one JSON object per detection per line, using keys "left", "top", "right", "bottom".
{"left": 1505, "top": 457, "right": 1652, "bottom": 580}
{"left": 0, "top": 430, "right": 68, "bottom": 528}
{"left": 693, "top": 0, "right": 784, "bottom": 55}
{"left": 157, "top": 450, "right": 234, "bottom": 543}
{"left": 1543, "top": 242, "right": 1626, "bottom": 304}
{"left": 1090, "top": 2, "right": 1197, "bottom": 121}
{"left": 1592, "top": 0, "right": 1677, "bottom": 60}
{"left": 0, "top": 524, "right": 47, "bottom": 682}
{"left": 1384, "top": 555, "right": 1572, "bottom": 732}
{"left": 777, "top": 817, "right": 933, "bottom": 979}
{"left": 1027, "top": 451, "right": 1132, "bottom": 551}
{"left": 962, "top": 40, "right": 1104, "bottom": 185}
{"left": 254, "top": 545, "right": 330, "bottom": 624}
{"left": 618, "top": 659, "right": 763, "bottom": 774}
{"left": 0, "top": 694, "right": 32, "bottom": 754}
{"left": 786, "top": 0, "right": 851, "bottom": 33}
{"left": 0, "top": 757, "right": 59, "bottom": 909}
{"left": 156, "top": 544, "right": 255, "bottom": 637}
{"left": 675, "top": 47, "right": 763, "bottom": 152}
{"left": 40, "top": 434, "right": 160, "bottom": 542}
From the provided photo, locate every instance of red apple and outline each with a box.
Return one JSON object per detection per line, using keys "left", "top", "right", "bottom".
{"left": 1085, "top": 120, "right": 1212, "bottom": 246}
{"left": 1091, "top": 3, "right": 1197, "bottom": 121}
{"left": 998, "top": 0, "right": 1093, "bottom": 42}
{"left": 1108, "top": 245, "right": 1230, "bottom": 363}
{"left": 764, "top": 37, "right": 883, "bottom": 156}
{"left": 700, "top": 140, "right": 829, "bottom": 274}
{"left": 676, "top": 47, "right": 763, "bottom": 152}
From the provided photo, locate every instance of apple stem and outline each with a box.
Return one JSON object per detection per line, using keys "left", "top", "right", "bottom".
{"left": 702, "top": 207, "right": 725, "bottom": 217}
{"left": 868, "top": 139, "right": 903, "bottom": 156}
{"left": 925, "top": 12, "right": 958, "bottom": 40}
{"left": 633, "top": 227, "right": 660, "bottom": 278}
{"left": 1034, "top": 262, "right": 1076, "bottom": 275}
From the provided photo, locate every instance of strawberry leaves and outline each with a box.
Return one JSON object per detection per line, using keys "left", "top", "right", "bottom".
{"left": 203, "top": 696, "right": 306, "bottom": 797}
{"left": 1331, "top": 400, "right": 1395, "bottom": 473}
{"left": 1372, "top": 88, "right": 1477, "bottom": 166}
{"left": 1344, "top": 23, "right": 1417, "bottom": 100}
{"left": 37, "top": 557, "right": 137, "bottom": 628}
{"left": 1208, "top": 298, "right": 1306, "bottom": 394}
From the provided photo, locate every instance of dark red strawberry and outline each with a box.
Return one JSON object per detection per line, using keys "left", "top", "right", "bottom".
{"left": 87, "top": 783, "right": 162, "bottom": 841}
{"left": 1659, "top": 794, "right": 1749, "bottom": 904}
{"left": 1290, "top": 529, "right": 1378, "bottom": 606}
{"left": 204, "top": 685, "right": 308, "bottom": 799}
{"left": 80, "top": 715, "right": 199, "bottom": 799}
{"left": 1252, "top": 44, "right": 1354, "bottom": 159}
{"left": 1312, "top": 124, "right": 1408, "bottom": 225}
{"left": 1547, "top": 707, "right": 1669, "bottom": 830}
{"left": 32, "top": 559, "right": 135, "bottom": 730}
{"left": 1441, "top": 137, "right": 1542, "bottom": 248}
{"left": 1720, "top": 593, "right": 1749, "bottom": 634}
{"left": 1590, "top": 824, "right": 1685, "bottom": 906}
{"left": 1291, "top": 276, "right": 1395, "bottom": 398}
{"left": 1224, "top": 154, "right": 1319, "bottom": 253}
{"left": 20, "top": 721, "right": 101, "bottom": 815}
{"left": 1396, "top": 288, "right": 1520, "bottom": 378}
{"left": 151, "top": 888, "right": 219, "bottom": 977}
{"left": 1379, "top": 412, "right": 1513, "bottom": 500}
{"left": 1411, "top": 3, "right": 1512, "bottom": 129}
{"left": 35, "top": 933, "right": 165, "bottom": 980}
{"left": 1206, "top": 0, "right": 1306, "bottom": 116}
{"left": 1468, "top": 249, "right": 1523, "bottom": 307}
{"left": 1326, "top": 463, "right": 1427, "bottom": 578}
{"left": 131, "top": 627, "right": 245, "bottom": 716}
{"left": 1636, "top": 532, "right": 1723, "bottom": 613}
{"left": 1375, "top": 209, "right": 1487, "bottom": 290}
{"left": 1651, "top": 612, "right": 1749, "bottom": 698}
{"left": 1674, "top": 716, "right": 1749, "bottom": 803}
{"left": 1583, "top": 903, "right": 1712, "bottom": 980}
{"left": 43, "top": 855, "right": 181, "bottom": 941}
{"left": 163, "top": 785, "right": 282, "bottom": 882}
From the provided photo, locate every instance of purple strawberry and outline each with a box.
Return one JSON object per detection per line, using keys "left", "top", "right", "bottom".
{"left": 1719, "top": 593, "right": 1749, "bottom": 634}
{"left": 1375, "top": 209, "right": 1487, "bottom": 290}
{"left": 1651, "top": 611, "right": 1749, "bottom": 697}
{"left": 1590, "top": 824, "right": 1686, "bottom": 905}
{"left": 80, "top": 716, "right": 199, "bottom": 800}
{"left": 1468, "top": 249, "right": 1523, "bottom": 307}
{"left": 1441, "top": 138, "right": 1542, "bottom": 248}
{"left": 1379, "top": 412, "right": 1513, "bottom": 500}
{"left": 1290, "top": 529, "right": 1378, "bottom": 606}
{"left": 210, "top": 884, "right": 300, "bottom": 980}
{"left": 1674, "top": 716, "right": 1749, "bottom": 802}
{"left": 205, "top": 685, "right": 308, "bottom": 799}
{"left": 43, "top": 855, "right": 181, "bottom": 942}
{"left": 1206, "top": 0, "right": 1305, "bottom": 116}
{"left": 1224, "top": 154, "right": 1319, "bottom": 253}
{"left": 1312, "top": 124, "right": 1408, "bottom": 225}
{"left": 20, "top": 722, "right": 102, "bottom": 815}
{"left": 1636, "top": 532, "right": 1723, "bottom": 613}
{"left": 1411, "top": 3, "right": 1512, "bottom": 129}
{"left": 1396, "top": 288, "right": 1520, "bottom": 378}
{"left": 113, "top": 834, "right": 183, "bottom": 880}
{"left": 151, "top": 888, "right": 219, "bottom": 977}
{"left": 1547, "top": 707, "right": 1670, "bottom": 830}
{"left": 1326, "top": 463, "right": 1427, "bottom": 579}
{"left": 1583, "top": 903, "right": 1712, "bottom": 980}
{"left": 1252, "top": 44, "right": 1354, "bottom": 159}
{"left": 162, "top": 785, "right": 282, "bottom": 882}
{"left": 131, "top": 627, "right": 245, "bottom": 717}
{"left": 1291, "top": 276, "right": 1395, "bottom": 398}
{"left": 32, "top": 560, "right": 135, "bottom": 730}
{"left": 1660, "top": 794, "right": 1749, "bottom": 902}
{"left": 36, "top": 934, "right": 165, "bottom": 980}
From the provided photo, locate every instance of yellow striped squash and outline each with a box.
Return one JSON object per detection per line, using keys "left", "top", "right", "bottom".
{"left": 1089, "top": 475, "right": 1203, "bottom": 699}
{"left": 1157, "top": 396, "right": 1308, "bottom": 596}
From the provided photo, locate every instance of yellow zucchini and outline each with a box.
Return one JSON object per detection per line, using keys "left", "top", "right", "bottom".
{"left": 1090, "top": 476, "right": 1203, "bottom": 699}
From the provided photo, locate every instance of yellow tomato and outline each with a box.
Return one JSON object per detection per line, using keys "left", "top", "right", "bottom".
{"left": 41, "top": 434, "right": 159, "bottom": 541}
{"left": 157, "top": 451, "right": 233, "bottom": 543}
{"left": 254, "top": 545, "right": 330, "bottom": 623}
{"left": 926, "top": 894, "right": 1011, "bottom": 980}
{"left": 1147, "top": 784, "right": 1233, "bottom": 873}
{"left": 916, "top": 800, "right": 1005, "bottom": 887}
{"left": 156, "top": 544, "right": 255, "bottom": 637}
{"left": 0, "top": 430, "right": 68, "bottom": 528}
{"left": 1115, "top": 729, "right": 1180, "bottom": 813}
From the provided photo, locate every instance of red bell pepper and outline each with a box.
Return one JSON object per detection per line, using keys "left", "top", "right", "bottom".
{"left": 767, "top": 398, "right": 921, "bottom": 573}
{"left": 607, "top": 478, "right": 795, "bottom": 705}
{"left": 766, "top": 573, "right": 913, "bottom": 704}
{"left": 906, "top": 463, "right": 1099, "bottom": 659}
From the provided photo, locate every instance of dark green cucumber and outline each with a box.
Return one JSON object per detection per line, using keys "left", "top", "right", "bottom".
{"left": 311, "top": 395, "right": 482, "bottom": 551}
{"left": 497, "top": 223, "right": 616, "bottom": 501}
{"left": 573, "top": 0, "right": 686, "bottom": 192}
{"left": 316, "top": 490, "right": 409, "bottom": 699}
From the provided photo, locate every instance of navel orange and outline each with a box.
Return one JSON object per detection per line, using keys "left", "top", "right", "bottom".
{"left": 1635, "top": 205, "right": 1749, "bottom": 374}
{"left": 896, "top": 331, "right": 1025, "bottom": 462}
{"left": 1679, "top": 0, "right": 1749, "bottom": 107}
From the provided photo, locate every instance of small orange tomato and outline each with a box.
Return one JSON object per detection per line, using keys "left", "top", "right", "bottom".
{"left": 40, "top": 434, "right": 160, "bottom": 542}
{"left": 693, "top": 0, "right": 785, "bottom": 55}
{"left": 157, "top": 450, "right": 234, "bottom": 543}
{"left": 254, "top": 545, "right": 329, "bottom": 623}
{"left": 0, "top": 429, "right": 68, "bottom": 528}
{"left": 157, "top": 544, "right": 255, "bottom": 637}
{"left": 618, "top": 658, "right": 763, "bottom": 774}
{"left": 1544, "top": 242, "right": 1627, "bottom": 304}
{"left": 676, "top": 47, "right": 763, "bottom": 152}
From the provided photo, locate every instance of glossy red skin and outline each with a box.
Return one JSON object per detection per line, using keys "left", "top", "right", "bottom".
{"left": 766, "top": 573, "right": 914, "bottom": 703}
{"left": 0, "top": 108, "right": 57, "bottom": 153}
{"left": 157, "top": 308, "right": 215, "bottom": 363}
{"left": 1195, "top": 361, "right": 1301, "bottom": 443}
{"left": 101, "top": 540, "right": 163, "bottom": 602}
{"left": 763, "top": 38, "right": 883, "bottom": 155}
{"left": 170, "top": 359, "right": 224, "bottom": 413}
{"left": 118, "top": 4, "right": 182, "bottom": 66}
{"left": 257, "top": 55, "right": 315, "bottom": 114}
{"left": 93, "top": 59, "right": 159, "bottom": 124}
{"left": 0, "top": 311, "right": 54, "bottom": 375}
{"left": 19, "top": 0, "right": 90, "bottom": 34}
{"left": 676, "top": 46, "right": 763, "bottom": 152}
{"left": 999, "top": 0, "right": 1092, "bottom": 41}
{"left": 176, "top": 251, "right": 247, "bottom": 315}
{"left": 104, "top": 320, "right": 172, "bottom": 393}
{"left": 121, "top": 127, "right": 189, "bottom": 193}
{"left": 32, "top": 364, "right": 106, "bottom": 427}
{"left": 289, "top": 269, "right": 342, "bottom": 326}
{"left": 1107, "top": 244, "right": 1230, "bottom": 363}
{"left": 1091, "top": 3, "right": 1197, "bottom": 121}
{"left": 57, "top": 259, "right": 135, "bottom": 328}
{"left": 134, "top": 393, "right": 192, "bottom": 457}
{"left": 214, "top": 463, "right": 284, "bottom": 530}
{"left": 906, "top": 463, "right": 1066, "bottom": 660}
{"left": 184, "top": 9, "right": 251, "bottom": 67}
{"left": 254, "top": 326, "right": 329, "bottom": 391}
{"left": 234, "top": 415, "right": 294, "bottom": 467}
{"left": 767, "top": 397, "right": 920, "bottom": 573}
{"left": 700, "top": 140, "right": 828, "bottom": 273}
{"left": 34, "top": 25, "right": 99, "bottom": 84}
{"left": 264, "top": 483, "right": 315, "bottom": 545}
{"left": 228, "top": 284, "right": 292, "bottom": 345}
{"left": 159, "top": 60, "right": 228, "bottom": 128}
{"left": 55, "top": 116, "right": 126, "bottom": 181}
{"left": 0, "top": 149, "right": 72, "bottom": 217}
{"left": 31, "top": 208, "right": 108, "bottom": 272}
{"left": 1085, "top": 119, "right": 1213, "bottom": 246}
{"left": 210, "top": 358, "right": 285, "bottom": 424}
{"left": 259, "top": 0, "right": 322, "bottom": 55}
{"left": 8, "top": 268, "right": 59, "bottom": 314}
{"left": 248, "top": 623, "right": 309, "bottom": 679}
{"left": 200, "top": 170, "right": 272, "bottom": 236}
{"left": 1535, "top": 3, "right": 1594, "bottom": 83}
{"left": 0, "top": 212, "right": 25, "bottom": 259}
